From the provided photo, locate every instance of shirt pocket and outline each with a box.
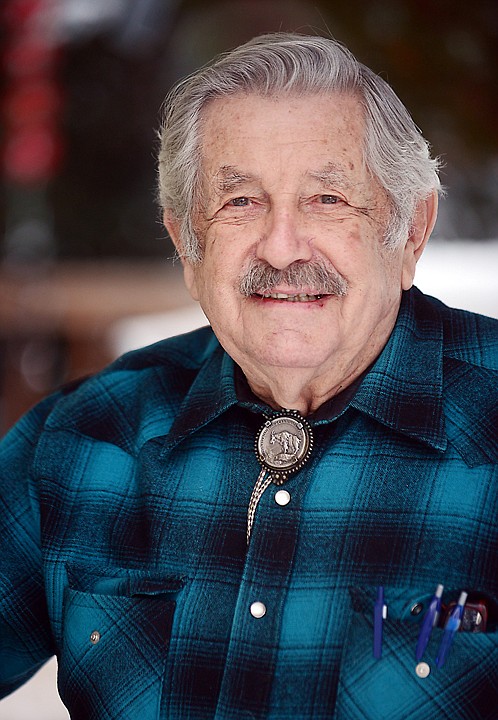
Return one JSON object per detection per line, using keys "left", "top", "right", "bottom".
{"left": 334, "top": 585, "right": 498, "bottom": 720}
{"left": 58, "top": 565, "right": 185, "bottom": 720}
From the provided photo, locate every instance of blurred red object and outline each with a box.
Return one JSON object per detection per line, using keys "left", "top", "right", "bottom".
{"left": 2, "top": 0, "right": 64, "bottom": 184}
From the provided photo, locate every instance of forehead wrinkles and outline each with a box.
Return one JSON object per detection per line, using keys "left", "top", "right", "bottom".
{"left": 198, "top": 93, "right": 380, "bottom": 201}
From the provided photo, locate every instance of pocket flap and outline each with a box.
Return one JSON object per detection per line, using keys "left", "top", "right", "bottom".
{"left": 65, "top": 563, "right": 185, "bottom": 598}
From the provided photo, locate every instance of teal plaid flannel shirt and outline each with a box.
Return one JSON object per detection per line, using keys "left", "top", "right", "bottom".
{"left": 1, "top": 287, "right": 497, "bottom": 719}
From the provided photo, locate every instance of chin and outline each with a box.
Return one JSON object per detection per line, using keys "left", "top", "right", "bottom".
{"left": 251, "top": 345, "right": 330, "bottom": 369}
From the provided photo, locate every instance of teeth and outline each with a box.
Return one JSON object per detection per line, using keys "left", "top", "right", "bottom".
{"left": 261, "top": 293, "right": 323, "bottom": 302}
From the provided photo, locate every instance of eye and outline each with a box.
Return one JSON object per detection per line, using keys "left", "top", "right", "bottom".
{"left": 319, "top": 195, "right": 341, "bottom": 204}
{"left": 227, "top": 197, "right": 250, "bottom": 207}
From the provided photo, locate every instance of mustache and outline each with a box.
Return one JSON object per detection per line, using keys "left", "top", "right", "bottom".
{"left": 238, "top": 258, "right": 348, "bottom": 297}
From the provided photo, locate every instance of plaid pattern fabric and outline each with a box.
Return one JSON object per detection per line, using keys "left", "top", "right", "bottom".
{"left": 1, "top": 287, "right": 497, "bottom": 719}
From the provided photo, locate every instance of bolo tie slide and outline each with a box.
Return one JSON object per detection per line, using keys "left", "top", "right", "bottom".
{"left": 247, "top": 409, "right": 314, "bottom": 543}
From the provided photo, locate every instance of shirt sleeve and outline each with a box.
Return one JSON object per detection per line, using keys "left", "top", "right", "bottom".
{"left": 0, "top": 396, "right": 58, "bottom": 697}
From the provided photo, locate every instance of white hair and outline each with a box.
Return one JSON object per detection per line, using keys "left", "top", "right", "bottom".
{"left": 158, "top": 33, "right": 441, "bottom": 262}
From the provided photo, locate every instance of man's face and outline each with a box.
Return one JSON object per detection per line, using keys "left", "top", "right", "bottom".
{"left": 174, "top": 92, "right": 419, "bottom": 393}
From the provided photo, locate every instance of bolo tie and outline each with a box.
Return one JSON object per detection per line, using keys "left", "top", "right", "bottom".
{"left": 248, "top": 408, "right": 314, "bottom": 543}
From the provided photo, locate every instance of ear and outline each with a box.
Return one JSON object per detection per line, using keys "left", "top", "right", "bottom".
{"left": 163, "top": 210, "right": 200, "bottom": 301}
{"left": 401, "top": 191, "right": 438, "bottom": 291}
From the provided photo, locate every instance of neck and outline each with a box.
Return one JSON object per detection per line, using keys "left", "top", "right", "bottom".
{"left": 242, "top": 362, "right": 367, "bottom": 416}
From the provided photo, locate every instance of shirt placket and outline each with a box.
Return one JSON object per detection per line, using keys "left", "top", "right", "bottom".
{"left": 213, "top": 474, "right": 303, "bottom": 720}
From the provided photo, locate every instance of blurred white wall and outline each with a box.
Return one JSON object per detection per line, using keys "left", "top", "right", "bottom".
{"left": 0, "top": 660, "right": 68, "bottom": 719}
{"left": 415, "top": 240, "right": 498, "bottom": 318}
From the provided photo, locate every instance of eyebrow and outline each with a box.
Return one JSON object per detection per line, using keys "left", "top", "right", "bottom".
{"left": 214, "top": 165, "right": 259, "bottom": 194}
{"left": 307, "top": 163, "right": 353, "bottom": 190}
{"left": 213, "top": 162, "right": 354, "bottom": 195}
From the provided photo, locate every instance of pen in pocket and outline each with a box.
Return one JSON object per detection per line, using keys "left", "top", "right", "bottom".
{"left": 373, "top": 586, "right": 387, "bottom": 659}
{"left": 436, "top": 591, "right": 468, "bottom": 668}
{"left": 415, "top": 583, "right": 444, "bottom": 661}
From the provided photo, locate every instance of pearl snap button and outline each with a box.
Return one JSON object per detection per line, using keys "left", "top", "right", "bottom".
{"left": 250, "top": 601, "right": 267, "bottom": 618}
{"left": 274, "top": 490, "right": 291, "bottom": 506}
{"left": 415, "top": 662, "right": 430, "bottom": 678}
{"left": 90, "top": 630, "right": 101, "bottom": 645}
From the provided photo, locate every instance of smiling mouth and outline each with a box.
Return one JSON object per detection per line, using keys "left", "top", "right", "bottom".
{"left": 256, "top": 292, "right": 326, "bottom": 302}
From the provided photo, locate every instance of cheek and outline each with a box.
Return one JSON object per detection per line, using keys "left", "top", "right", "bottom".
{"left": 323, "top": 229, "right": 368, "bottom": 281}
{"left": 204, "top": 232, "right": 248, "bottom": 283}
{"left": 333, "top": 238, "right": 399, "bottom": 298}
{"left": 203, "top": 225, "right": 229, "bottom": 261}
{"left": 194, "top": 252, "right": 240, "bottom": 315}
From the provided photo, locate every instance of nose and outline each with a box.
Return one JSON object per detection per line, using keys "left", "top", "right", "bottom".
{"left": 256, "top": 205, "right": 312, "bottom": 269}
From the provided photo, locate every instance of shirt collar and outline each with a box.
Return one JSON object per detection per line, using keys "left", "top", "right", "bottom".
{"left": 163, "top": 288, "right": 447, "bottom": 453}
{"left": 350, "top": 288, "right": 447, "bottom": 451}
{"left": 162, "top": 343, "right": 239, "bottom": 453}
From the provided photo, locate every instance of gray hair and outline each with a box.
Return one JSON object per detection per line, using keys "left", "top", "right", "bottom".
{"left": 158, "top": 33, "right": 441, "bottom": 262}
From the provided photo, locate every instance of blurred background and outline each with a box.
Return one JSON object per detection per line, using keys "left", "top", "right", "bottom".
{"left": 0, "top": 1, "right": 497, "bottom": 712}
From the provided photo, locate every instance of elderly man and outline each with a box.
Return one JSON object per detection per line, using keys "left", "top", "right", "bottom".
{"left": 1, "top": 33, "right": 497, "bottom": 720}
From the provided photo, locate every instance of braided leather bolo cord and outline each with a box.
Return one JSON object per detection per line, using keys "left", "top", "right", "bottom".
{"left": 246, "top": 468, "right": 273, "bottom": 544}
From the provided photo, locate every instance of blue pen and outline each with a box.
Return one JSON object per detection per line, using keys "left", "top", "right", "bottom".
{"left": 415, "top": 583, "right": 444, "bottom": 661}
{"left": 436, "top": 591, "right": 468, "bottom": 668}
{"left": 373, "top": 586, "right": 387, "bottom": 659}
